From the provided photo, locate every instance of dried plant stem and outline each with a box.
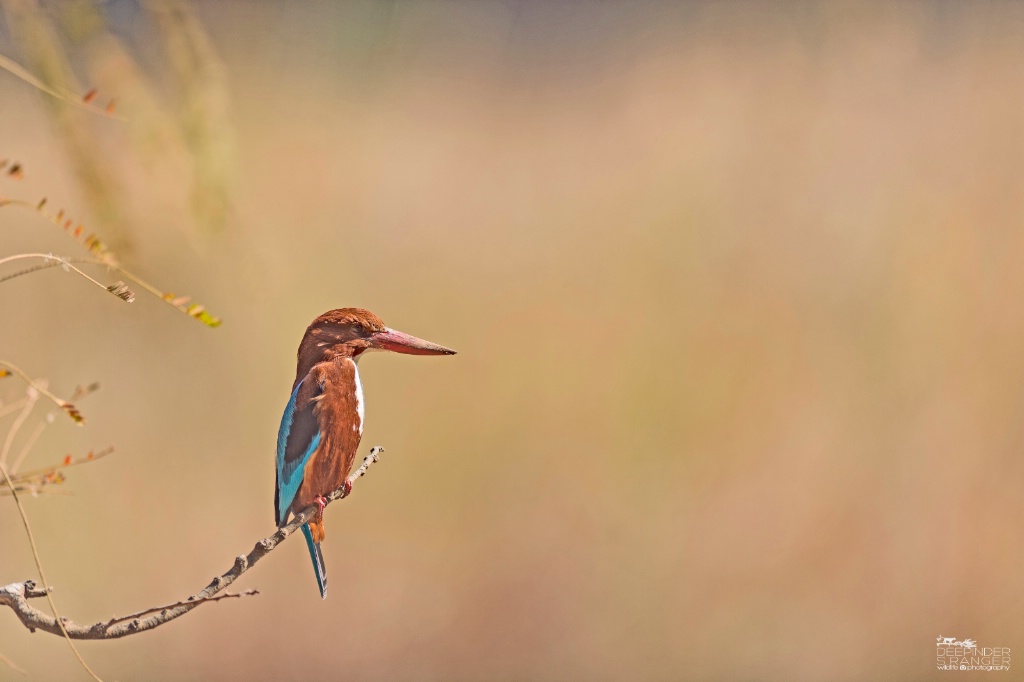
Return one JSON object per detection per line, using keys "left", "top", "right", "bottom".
{"left": 0, "top": 461, "right": 104, "bottom": 682}
{"left": 0, "top": 253, "right": 133, "bottom": 303}
{"left": 0, "top": 447, "right": 384, "bottom": 640}
{"left": 1, "top": 447, "right": 114, "bottom": 497}
{"left": 0, "top": 197, "right": 116, "bottom": 262}
{"left": 0, "top": 389, "right": 36, "bottom": 468}
{"left": 0, "top": 361, "right": 84, "bottom": 424}
{"left": 94, "top": 260, "right": 218, "bottom": 325}
{"left": 0, "top": 252, "right": 220, "bottom": 326}
{"left": 0, "top": 258, "right": 87, "bottom": 284}
{"left": 10, "top": 421, "right": 45, "bottom": 473}
{"left": 0, "top": 198, "right": 220, "bottom": 325}
{"left": 0, "top": 51, "right": 123, "bottom": 120}
{"left": 0, "top": 254, "right": 107, "bottom": 284}
{"left": 13, "top": 447, "right": 114, "bottom": 480}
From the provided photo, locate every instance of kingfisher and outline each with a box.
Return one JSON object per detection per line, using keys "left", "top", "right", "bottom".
{"left": 275, "top": 308, "right": 456, "bottom": 599}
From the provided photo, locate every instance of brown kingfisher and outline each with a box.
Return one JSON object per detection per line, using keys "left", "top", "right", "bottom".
{"left": 275, "top": 308, "right": 456, "bottom": 598}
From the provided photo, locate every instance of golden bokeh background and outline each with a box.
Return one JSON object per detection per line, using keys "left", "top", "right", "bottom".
{"left": 1, "top": 2, "right": 1023, "bottom": 680}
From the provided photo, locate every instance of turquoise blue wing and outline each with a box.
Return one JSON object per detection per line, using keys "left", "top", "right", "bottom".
{"left": 275, "top": 377, "right": 322, "bottom": 526}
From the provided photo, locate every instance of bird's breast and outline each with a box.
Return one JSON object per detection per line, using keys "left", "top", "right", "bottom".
{"left": 316, "top": 357, "right": 363, "bottom": 438}
{"left": 299, "top": 357, "right": 365, "bottom": 502}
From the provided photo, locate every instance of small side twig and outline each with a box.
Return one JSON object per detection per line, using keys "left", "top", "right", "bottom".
{"left": 0, "top": 446, "right": 384, "bottom": 640}
{"left": 102, "top": 589, "right": 258, "bottom": 628}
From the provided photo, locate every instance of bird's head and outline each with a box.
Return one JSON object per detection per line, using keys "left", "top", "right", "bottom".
{"left": 298, "top": 308, "right": 456, "bottom": 370}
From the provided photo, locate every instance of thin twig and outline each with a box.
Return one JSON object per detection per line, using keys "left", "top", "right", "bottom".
{"left": 0, "top": 259, "right": 65, "bottom": 284}
{"left": 90, "top": 259, "right": 220, "bottom": 326}
{"left": 0, "top": 446, "right": 384, "bottom": 640}
{"left": 0, "top": 198, "right": 117, "bottom": 263}
{"left": 0, "top": 485, "right": 72, "bottom": 497}
{"left": 10, "top": 421, "right": 46, "bottom": 473}
{"left": 0, "top": 52, "right": 124, "bottom": 120}
{"left": 0, "top": 461, "right": 105, "bottom": 681}
{"left": 0, "top": 199, "right": 220, "bottom": 325}
{"left": 0, "top": 390, "right": 37, "bottom": 467}
{"left": 0, "top": 252, "right": 221, "bottom": 327}
{"left": 13, "top": 447, "right": 114, "bottom": 480}
{"left": 0, "top": 253, "right": 135, "bottom": 303}
{"left": 0, "top": 362, "right": 84, "bottom": 424}
{"left": 1, "top": 448, "right": 114, "bottom": 497}
{"left": 104, "top": 589, "right": 258, "bottom": 627}
{"left": 0, "top": 256, "right": 103, "bottom": 285}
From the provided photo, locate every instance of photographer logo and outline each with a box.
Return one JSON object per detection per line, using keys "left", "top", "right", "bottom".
{"left": 936, "top": 636, "right": 1011, "bottom": 672}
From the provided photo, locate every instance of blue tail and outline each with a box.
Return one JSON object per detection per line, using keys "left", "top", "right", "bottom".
{"left": 301, "top": 524, "right": 327, "bottom": 599}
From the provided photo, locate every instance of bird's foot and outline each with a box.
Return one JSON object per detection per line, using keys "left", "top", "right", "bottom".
{"left": 314, "top": 495, "right": 327, "bottom": 522}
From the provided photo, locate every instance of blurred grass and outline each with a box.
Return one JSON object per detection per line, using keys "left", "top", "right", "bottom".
{"left": 1, "top": 2, "right": 1024, "bottom": 680}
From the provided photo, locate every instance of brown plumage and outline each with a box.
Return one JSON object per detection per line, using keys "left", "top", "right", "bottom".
{"left": 275, "top": 307, "right": 456, "bottom": 598}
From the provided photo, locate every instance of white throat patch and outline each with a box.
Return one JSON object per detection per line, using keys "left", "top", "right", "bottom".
{"left": 352, "top": 361, "right": 365, "bottom": 435}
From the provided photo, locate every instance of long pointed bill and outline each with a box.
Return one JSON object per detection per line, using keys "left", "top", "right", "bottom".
{"left": 371, "top": 328, "right": 457, "bottom": 355}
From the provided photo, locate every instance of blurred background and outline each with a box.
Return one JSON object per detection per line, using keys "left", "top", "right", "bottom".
{"left": 1, "top": 1, "right": 1023, "bottom": 680}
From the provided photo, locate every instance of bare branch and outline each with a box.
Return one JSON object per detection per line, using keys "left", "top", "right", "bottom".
{"left": 0, "top": 446, "right": 384, "bottom": 640}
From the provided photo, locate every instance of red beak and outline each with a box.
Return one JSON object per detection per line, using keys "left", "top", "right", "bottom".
{"left": 371, "top": 328, "right": 457, "bottom": 356}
